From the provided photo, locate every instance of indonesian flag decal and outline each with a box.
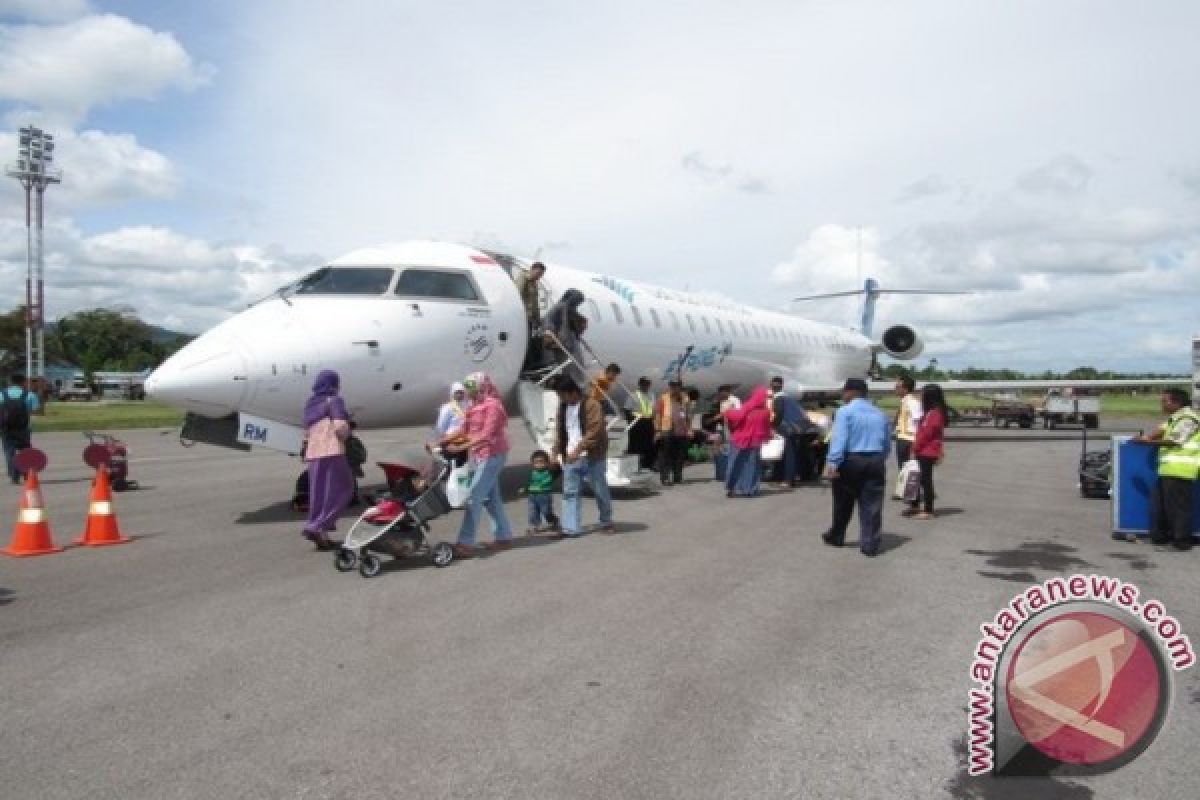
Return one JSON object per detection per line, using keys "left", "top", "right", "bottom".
{"left": 471, "top": 253, "right": 497, "bottom": 265}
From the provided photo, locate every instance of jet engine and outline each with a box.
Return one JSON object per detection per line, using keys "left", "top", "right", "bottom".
{"left": 877, "top": 324, "right": 924, "bottom": 360}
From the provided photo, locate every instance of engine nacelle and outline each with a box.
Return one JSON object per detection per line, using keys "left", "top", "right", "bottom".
{"left": 877, "top": 324, "right": 924, "bottom": 361}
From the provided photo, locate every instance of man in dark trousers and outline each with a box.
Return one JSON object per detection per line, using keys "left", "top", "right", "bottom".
{"left": 768, "top": 376, "right": 812, "bottom": 487}
{"left": 1133, "top": 388, "right": 1199, "bottom": 551}
{"left": 2, "top": 374, "right": 40, "bottom": 484}
{"left": 821, "top": 378, "right": 891, "bottom": 557}
{"left": 516, "top": 262, "right": 546, "bottom": 371}
{"left": 654, "top": 380, "right": 690, "bottom": 486}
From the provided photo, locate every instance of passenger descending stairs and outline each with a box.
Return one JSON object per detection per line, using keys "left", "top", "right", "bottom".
{"left": 516, "top": 336, "right": 650, "bottom": 490}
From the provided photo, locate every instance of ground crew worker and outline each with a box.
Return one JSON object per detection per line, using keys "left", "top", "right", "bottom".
{"left": 1134, "top": 387, "right": 1199, "bottom": 551}
{"left": 2, "top": 374, "right": 40, "bottom": 484}
{"left": 625, "top": 376, "right": 657, "bottom": 470}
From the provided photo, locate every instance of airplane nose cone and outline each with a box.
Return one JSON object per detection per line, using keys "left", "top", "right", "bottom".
{"left": 147, "top": 336, "right": 249, "bottom": 417}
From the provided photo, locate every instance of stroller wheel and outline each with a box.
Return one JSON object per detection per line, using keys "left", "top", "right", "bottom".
{"left": 432, "top": 542, "right": 454, "bottom": 567}
{"left": 359, "top": 553, "right": 382, "bottom": 578}
{"left": 334, "top": 547, "right": 357, "bottom": 572}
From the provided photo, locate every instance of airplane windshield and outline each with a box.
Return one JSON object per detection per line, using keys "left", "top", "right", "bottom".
{"left": 290, "top": 267, "right": 395, "bottom": 295}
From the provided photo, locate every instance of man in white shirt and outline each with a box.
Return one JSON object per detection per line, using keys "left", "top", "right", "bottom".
{"left": 553, "top": 379, "right": 614, "bottom": 537}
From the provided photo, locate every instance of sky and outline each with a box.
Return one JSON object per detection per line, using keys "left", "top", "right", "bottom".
{"left": 0, "top": 0, "right": 1197, "bottom": 372}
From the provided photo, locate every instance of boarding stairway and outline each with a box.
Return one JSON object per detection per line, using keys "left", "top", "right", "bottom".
{"left": 516, "top": 331, "right": 651, "bottom": 490}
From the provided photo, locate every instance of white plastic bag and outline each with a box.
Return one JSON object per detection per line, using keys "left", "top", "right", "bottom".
{"left": 445, "top": 462, "right": 473, "bottom": 509}
{"left": 899, "top": 459, "right": 921, "bottom": 503}
{"left": 760, "top": 435, "right": 785, "bottom": 462}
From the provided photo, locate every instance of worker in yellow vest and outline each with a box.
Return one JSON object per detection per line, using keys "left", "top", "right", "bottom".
{"left": 624, "top": 376, "right": 657, "bottom": 471}
{"left": 1133, "top": 387, "right": 1200, "bottom": 550}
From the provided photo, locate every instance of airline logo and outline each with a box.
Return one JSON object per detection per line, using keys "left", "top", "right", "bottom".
{"left": 663, "top": 342, "right": 733, "bottom": 376}
{"left": 464, "top": 323, "right": 493, "bottom": 362}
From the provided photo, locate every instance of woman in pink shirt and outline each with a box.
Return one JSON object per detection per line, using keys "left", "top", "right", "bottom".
{"left": 444, "top": 371, "right": 514, "bottom": 556}
{"left": 723, "top": 386, "right": 773, "bottom": 497}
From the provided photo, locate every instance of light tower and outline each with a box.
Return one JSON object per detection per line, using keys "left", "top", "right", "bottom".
{"left": 6, "top": 126, "right": 62, "bottom": 385}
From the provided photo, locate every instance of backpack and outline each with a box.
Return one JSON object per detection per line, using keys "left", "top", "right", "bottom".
{"left": 1, "top": 389, "right": 30, "bottom": 434}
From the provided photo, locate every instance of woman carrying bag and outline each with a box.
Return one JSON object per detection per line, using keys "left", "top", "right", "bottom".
{"left": 301, "top": 370, "right": 354, "bottom": 549}
{"left": 908, "top": 383, "right": 947, "bottom": 520}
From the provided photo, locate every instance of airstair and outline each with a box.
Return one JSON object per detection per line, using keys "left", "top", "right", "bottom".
{"left": 516, "top": 332, "right": 651, "bottom": 490}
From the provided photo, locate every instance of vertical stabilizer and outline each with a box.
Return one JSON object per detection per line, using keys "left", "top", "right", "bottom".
{"left": 860, "top": 278, "right": 880, "bottom": 338}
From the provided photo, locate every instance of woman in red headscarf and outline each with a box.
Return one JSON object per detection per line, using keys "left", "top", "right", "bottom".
{"left": 723, "top": 386, "right": 773, "bottom": 497}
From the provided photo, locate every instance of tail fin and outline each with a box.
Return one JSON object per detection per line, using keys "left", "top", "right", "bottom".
{"left": 792, "top": 278, "right": 966, "bottom": 338}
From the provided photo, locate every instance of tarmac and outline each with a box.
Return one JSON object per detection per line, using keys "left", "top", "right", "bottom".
{"left": 1, "top": 422, "right": 1197, "bottom": 800}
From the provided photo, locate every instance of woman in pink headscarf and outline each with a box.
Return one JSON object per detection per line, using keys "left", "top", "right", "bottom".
{"left": 442, "top": 371, "right": 514, "bottom": 557}
{"left": 723, "top": 386, "right": 773, "bottom": 497}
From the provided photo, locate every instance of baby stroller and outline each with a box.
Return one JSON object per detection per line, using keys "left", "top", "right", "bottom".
{"left": 334, "top": 448, "right": 456, "bottom": 578}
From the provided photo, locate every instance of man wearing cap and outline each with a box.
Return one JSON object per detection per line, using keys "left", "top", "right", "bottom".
{"left": 821, "top": 378, "right": 892, "bottom": 557}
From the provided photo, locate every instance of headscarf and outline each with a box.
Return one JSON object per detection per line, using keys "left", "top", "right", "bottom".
{"left": 463, "top": 371, "right": 500, "bottom": 401}
{"left": 303, "top": 369, "right": 350, "bottom": 427}
{"left": 726, "top": 386, "right": 772, "bottom": 448}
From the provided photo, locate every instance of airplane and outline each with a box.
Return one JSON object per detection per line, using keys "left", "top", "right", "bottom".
{"left": 145, "top": 239, "right": 1181, "bottom": 455}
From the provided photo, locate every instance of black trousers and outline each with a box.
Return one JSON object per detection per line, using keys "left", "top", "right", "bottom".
{"left": 522, "top": 320, "right": 544, "bottom": 371}
{"left": 627, "top": 417, "right": 657, "bottom": 470}
{"left": 827, "top": 454, "right": 886, "bottom": 554}
{"left": 914, "top": 456, "right": 936, "bottom": 513}
{"left": 1151, "top": 477, "right": 1195, "bottom": 548}
{"left": 895, "top": 439, "right": 912, "bottom": 470}
{"left": 657, "top": 434, "right": 688, "bottom": 484}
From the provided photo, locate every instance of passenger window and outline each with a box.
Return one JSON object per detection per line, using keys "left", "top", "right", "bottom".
{"left": 752, "top": 324, "right": 761, "bottom": 338}
{"left": 668, "top": 310, "right": 680, "bottom": 330}
{"left": 741, "top": 322, "right": 750, "bottom": 337}
{"left": 701, "top": 317, "right": 711, "bottom": 334}
{"left": 294, "top": 266, "right": 395, "bottom": 295}
{"left": 395, "top": 269, "right": 481, "bottom": 301}
{"left": 587, "top": 299, "right": 602, "bottom": 324}
{"left": 610, "top": 302, "right": 625, "bottom": 324}
{"left": 716, "top": 319, "right": 726, "bottom": 336}
{"left": 631, "top": 306, "right": 644, "bottom": 327}
{"left": 685, "top": 314, "right": 696, "bottom": 333}
{"left": 649, "top": 309, "right": 662, "bottom": 328}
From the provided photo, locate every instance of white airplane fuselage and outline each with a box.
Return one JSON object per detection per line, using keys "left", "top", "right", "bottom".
{"left": 146, "top": 241, "right": 875, "bottom": 429}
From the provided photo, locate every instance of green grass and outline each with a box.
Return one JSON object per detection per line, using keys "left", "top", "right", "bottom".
{"left": 876, "top": 392, "right": 1162, "bottom": 418}
{"left": 32, "top": 400, "right": 185, "bottom": 433}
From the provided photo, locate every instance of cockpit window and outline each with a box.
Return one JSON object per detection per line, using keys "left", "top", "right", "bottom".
{"left": 395, "top": 269, "right": 482, "bottom": 302}
{"left": 292, "top": 267, "right": 394, "bottom": 295}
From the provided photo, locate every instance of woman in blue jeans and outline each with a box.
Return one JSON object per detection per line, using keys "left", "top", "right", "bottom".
{"left": 442, "top": 372, "right": 514, "bottom": 557}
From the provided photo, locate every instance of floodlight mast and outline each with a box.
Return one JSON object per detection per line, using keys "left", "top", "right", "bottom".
{"left": 5, "top": 126, "right": 62, "bottom": 387}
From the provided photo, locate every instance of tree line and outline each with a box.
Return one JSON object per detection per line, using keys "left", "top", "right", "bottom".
{"left": 879, "top": 363, "right": 1182, "bottom": 381}
{"left": 0, "top": 306, "right": 193, "bottom": 378}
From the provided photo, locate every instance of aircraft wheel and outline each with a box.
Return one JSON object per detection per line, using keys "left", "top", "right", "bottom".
{"left": 335, "top": 547, "right": 357, "bottom": 572}
{"left": 359, "top": 554, "right": 382, "bottom": 578}
{"left": 432, "top": 542, "right": 454, "bottom": 567}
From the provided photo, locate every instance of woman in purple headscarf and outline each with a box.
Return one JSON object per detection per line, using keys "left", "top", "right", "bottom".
{"left": 302, "top": 369, "right": 354, "bottom": 548}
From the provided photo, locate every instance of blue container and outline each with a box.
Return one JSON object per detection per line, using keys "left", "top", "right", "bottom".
{"left": 1111, "top": 435, "right": 1200, "bottom": 536}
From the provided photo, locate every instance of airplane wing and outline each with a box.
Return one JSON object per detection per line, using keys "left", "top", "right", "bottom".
{"left": 866, "top": 378, "right": 1186, "bottom": 393}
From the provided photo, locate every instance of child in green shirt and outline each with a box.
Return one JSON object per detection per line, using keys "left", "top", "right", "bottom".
{"left": 524, "top": 450, "right": 559, "bottom": 534}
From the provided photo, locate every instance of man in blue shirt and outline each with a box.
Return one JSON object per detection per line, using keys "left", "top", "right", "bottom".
{"left": 821, "top": 378, "right": 891, "bottom": 556}
{"left": 2, "top": 374, "right": 40, "bottom": 484}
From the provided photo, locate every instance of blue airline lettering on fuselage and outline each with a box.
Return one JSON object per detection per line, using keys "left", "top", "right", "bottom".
{"left": 663, "top": 342, "right": 733, "bottom": 377}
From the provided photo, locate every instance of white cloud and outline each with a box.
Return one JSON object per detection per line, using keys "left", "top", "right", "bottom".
{"left": 0, "top": 13, "right": 212, "bottom": 125}
{"left": 0, "top": 0, "right": 90, "bottom": 23}
{"left": 1016, "top": 155, "right": 1093, "bottom": 196}
{"left": 0, "top": 220, "right": 319, "bottom": 332}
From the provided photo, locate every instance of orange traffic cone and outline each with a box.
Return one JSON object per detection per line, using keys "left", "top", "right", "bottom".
{"left": 76, "top": 467, "right": 131, "bottom": 547}
{"left": 2, "top": 470, "right": 63, "bottom": 557}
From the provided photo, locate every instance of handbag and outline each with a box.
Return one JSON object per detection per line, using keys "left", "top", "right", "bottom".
{"left": 900, "top": 459, "right": 921, "bottom": 503}
{"left": 760, "top": 435, "right": 785, "bottom": 461}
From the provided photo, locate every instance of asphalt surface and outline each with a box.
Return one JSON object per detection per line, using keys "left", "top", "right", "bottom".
{"left": 1, "top": 423, "right": 1197, "bottom": 800}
